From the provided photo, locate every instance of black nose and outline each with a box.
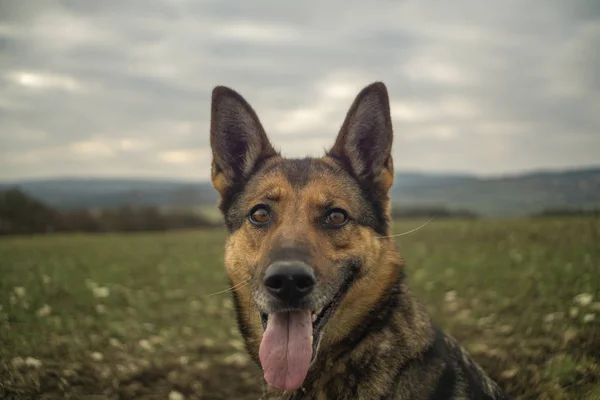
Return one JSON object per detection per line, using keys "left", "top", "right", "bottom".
{"left": 263, "top": 261, "right": 316, "bottom": 304}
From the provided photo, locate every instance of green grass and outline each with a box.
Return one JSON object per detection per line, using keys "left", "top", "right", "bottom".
{"left": 0, "top": 218, "right": 599, "bottom": 399}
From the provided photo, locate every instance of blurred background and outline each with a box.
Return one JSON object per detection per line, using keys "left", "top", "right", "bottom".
{"left": 0, "top": 1, "right": 599, "bottom": 400}
{"left": 1, "top": 0, "right": 599, "bottom": 231}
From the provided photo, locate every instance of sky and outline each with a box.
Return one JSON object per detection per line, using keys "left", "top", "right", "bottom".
{"left": 1, "top": 0, "right": 599, "bottom": 181}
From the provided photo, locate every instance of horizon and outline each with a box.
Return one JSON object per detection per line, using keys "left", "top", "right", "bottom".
{"left": 2, "top": 163, "right": 599, "bottom": 185}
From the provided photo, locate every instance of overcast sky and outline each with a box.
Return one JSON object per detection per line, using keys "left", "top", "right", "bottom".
{"left": 1, "top": 0, "right": 599, "bottom": 181}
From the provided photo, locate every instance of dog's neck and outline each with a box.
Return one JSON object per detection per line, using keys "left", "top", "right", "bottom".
{"left": 261, "top": 276, "right": 435, "bottom": 400}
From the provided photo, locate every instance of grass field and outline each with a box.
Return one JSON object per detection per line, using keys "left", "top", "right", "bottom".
{"left": 1, "top": 217, "right": 599, "bottom": 399}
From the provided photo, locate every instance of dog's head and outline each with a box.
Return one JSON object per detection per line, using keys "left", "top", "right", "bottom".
{"left": 209, "top": 82, "right": 403, "bottom": 392}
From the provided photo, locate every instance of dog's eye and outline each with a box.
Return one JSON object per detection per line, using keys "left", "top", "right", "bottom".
{"left": 324, "top": 208, "right": 348, "bottom": 228}
{"left": 249, "top": 205, "right": 271, "bottom": 226}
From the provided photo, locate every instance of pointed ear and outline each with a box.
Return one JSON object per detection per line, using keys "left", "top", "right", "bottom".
{"left": 210, "top": 86, "right": 278, "bottom": 197}
{"left": 327, "top": 82, "right": 394, "bottom": 193}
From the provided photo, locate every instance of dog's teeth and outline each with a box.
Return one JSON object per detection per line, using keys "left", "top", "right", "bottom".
{"left": 312, "top": 314, "right": 317, "bottom": 322}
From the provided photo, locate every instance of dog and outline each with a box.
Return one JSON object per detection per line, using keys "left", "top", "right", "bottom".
{"left": 208, "top": 82, "right": 511, "bottom": 399}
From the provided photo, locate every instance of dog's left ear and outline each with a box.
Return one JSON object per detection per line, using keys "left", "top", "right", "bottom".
{"left": 328, "top": 82, "right": 394, "bottom": 193}
{"left": 210, "top": 86, "right": 278, "bottom": 198}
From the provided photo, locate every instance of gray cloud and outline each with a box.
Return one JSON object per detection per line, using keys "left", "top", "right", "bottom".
{"left": 0, "top": 0, "right": 599, "bottom": 180}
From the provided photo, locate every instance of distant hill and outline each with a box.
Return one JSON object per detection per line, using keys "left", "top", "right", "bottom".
{"left": 0, "top": 179, "right": 218, "bottom": 210}
{"left": 390, "top": 167, "right": 600, "bottom": 216}
{"left": 2, "top": 167, "right": 599, "bottom": 216}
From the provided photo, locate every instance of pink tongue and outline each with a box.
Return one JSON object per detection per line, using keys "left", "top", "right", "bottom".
{"left": 259, "top": 310, "right": 313, "bottom": 391}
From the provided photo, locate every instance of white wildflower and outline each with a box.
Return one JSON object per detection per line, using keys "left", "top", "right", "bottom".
{"left": 90, "top": 352, "right": 104, "bottom": 361}
{"left": 223, "top": 353, "right": 248, "bottom": 366}
{"left": 477, "top": 314, "right": 496, "bottom": 326}
{"left": 500, "top": 368, "right": 519, "bottom": 379}
{"left": 563, "top": 328, "right": 578, "bottom": 343}
{"left": 62, "top": 369, "right": 76, "bottom": 377}
{"left": 194, "top": 361, "right": 209, "bottom": 371}
{"left": 222, "top": 298, "right": 233, "bottom": 309}
{"left": 569, "top": 307, "right": 579, "bottom": 318}
{"left": 92, "top": 286, "right": 110, "bottom": 298}
{"left": 95, "top": 304, "right": 106, "bottom": 314}
{"left": 149, "top": 336, "right": 163, "bottom": 345}
{"left": 498, "top": 325, "right": 513, "bottom": 334}
{"left": 444, "top": 290, "right": 457, "bottom": 302}
{"left": 11, "top": 357, "right": 25, "bottom": 368}
{"left": 543, "top": 312, "right": 564, "bottom": 323}
{"left": 168, "top": 391, "right": 185, "bottom": 400}
{"left": 179, "top": 356, "right": 189, "bottom": 365}
{"left": 42, "top": 275, "right": 51, "bottom": 285}
{"left": 190, "top": 300, "right": 201, "bottom": 310}
{"left": 583, "top": 313, "right": 595, "bottom": 323}
{"left": 138, "top": 339, "right": 153, "bottom": 351}
{"left": 228, "top": 339, "right": 244, "bottom": 351}
{"left": 25, "top": 357, "right": 42, "bottom": 368}
{"left": 573, "top": 293, "right": 593, "bottom": 307}
{"left": 14, "top": 287, "right": 26, "bottom": 298}
{"left": 36, "top": 304, "right": 52, "bottom": 317}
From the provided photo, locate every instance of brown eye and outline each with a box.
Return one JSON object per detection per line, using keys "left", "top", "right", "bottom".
{"left": 325, "top": 208, "right": 348, "bottom": 228}
{"left": 249, "top": 205, "right": 271, "bottom": 226}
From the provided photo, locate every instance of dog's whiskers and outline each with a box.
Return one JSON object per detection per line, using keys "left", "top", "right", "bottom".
{"left": 205, "top": 279, "right": 250, "bottom": 297}
{"left": 377, "top": 217, "right": 435, "bottom": 239}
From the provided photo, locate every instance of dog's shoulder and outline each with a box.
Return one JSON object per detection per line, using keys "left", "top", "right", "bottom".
{"left": 428, "top": 325, "right": 512, "bottom": 400}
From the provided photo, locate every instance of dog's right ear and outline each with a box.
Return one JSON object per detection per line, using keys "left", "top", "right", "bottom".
{"left": 210, "top": 86, "right": 278, "bottom": 197}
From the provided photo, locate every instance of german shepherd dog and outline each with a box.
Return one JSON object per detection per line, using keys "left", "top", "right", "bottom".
{"left": 209, "top": 82, "right": 511, "bottom": 399}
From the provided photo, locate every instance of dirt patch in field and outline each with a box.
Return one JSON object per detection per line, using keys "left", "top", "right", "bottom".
{"left": 0, "top": 343, "right": 264, "bottom": 400}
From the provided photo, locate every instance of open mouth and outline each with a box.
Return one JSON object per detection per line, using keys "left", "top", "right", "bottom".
{"left": 257, "top": 263, "right": 360, "bottom": 392}
{"left": 256, "top": 260, "right": 360, "bottom": 392}
{"left": 260, "top": 296, "right": 336, "bottom": 355}
{"left": 257, "top": 300, "right": 337, "bottom": 392}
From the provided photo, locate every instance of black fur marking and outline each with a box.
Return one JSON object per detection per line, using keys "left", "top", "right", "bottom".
{"left": 461, "top": 362, "right": 502, "bottom": 400}
{"left": 387, "top": 336, "right": 440, "bottom": 397}
{"left": 425, "top": 326, "right": 457, "bottom": 400}
{"left": 331, "top": 270, "right": 405, "bottom": 362}
{"left": 316, "top": 258, "right": 362, "bottom": 329}
{"left": 357, "top": 182, "right": 389, "bottom": 236}
{"left": 282, "top": 158, "right": 314, "bottom": 188}
{"left": 429, "top": 363, "right": 457, "bottom": 400}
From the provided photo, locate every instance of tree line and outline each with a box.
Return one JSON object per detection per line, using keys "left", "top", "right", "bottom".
{"left": 0, "top": 188, "right": 220, "bottom": 235}
{"left": 533, "top": 208, "right": 599, "bottom": 218}
{"left": 391, "top": 206, "right": 479, "bottom": 220}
